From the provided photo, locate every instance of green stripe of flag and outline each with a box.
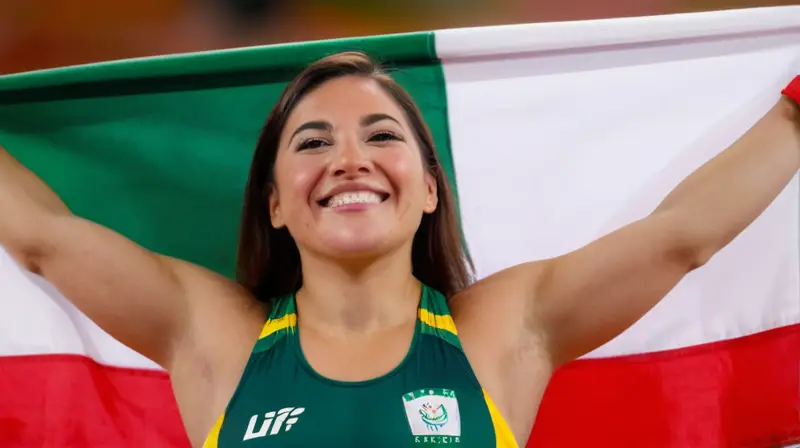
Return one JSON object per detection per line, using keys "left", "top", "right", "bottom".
{"left": 0, "top": 32, "right": 460, "bottom": 279}
{"left": 0, "top": 32, "right": 435, "bottom": 97}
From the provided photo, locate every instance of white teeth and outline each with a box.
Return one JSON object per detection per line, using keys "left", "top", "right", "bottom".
{"left": 326, "top": 191, "right": 383, "bottom": 208}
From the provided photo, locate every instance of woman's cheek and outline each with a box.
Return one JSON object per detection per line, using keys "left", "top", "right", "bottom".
{"left": 380, "top": 147, "right": 418, "bottom": 184}
{"left": 285, "top": 159, "right": 323, "bottom": 202}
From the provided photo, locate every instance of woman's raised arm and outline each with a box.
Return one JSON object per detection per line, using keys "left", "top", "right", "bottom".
{"left": 0, "top": 145, "right": 255, "bottom": 369}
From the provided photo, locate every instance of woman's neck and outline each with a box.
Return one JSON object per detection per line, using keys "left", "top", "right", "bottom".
{"left": 295, "top": 247, "right": 420, "bottom": 336}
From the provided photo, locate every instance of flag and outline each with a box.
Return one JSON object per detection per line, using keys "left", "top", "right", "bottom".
{"left": 1, "top": 6, "right": 799, "bottom": 448}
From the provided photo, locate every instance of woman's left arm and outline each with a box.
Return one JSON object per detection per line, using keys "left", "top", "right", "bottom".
{"left": 526, "top": 88, "right": 800, "bottom": 366}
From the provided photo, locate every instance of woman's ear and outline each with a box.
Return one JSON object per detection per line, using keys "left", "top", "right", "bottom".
{"left": 268, "top": 186, "right": 286, "bottom": 229}
{"left": 423, "top": 172, "right": 438, "bottom": 214}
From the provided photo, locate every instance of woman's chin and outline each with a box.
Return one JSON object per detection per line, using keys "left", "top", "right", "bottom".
{"left": 316, "top": 233, "right": 397, "bottom": 261}
{"left": 299, "top": 224, "right": 412, "bottom": 263}
{"left": 325, "top": 241, "right": 386, "bottom": 259}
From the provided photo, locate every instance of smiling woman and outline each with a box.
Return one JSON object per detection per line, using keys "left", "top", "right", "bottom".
{"left": 214, "top": 53, "right": 502, "bottom": 446}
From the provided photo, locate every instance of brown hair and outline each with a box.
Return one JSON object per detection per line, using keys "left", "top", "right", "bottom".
{"left": 236, "top": 51, "right": 473, "bottom": 302}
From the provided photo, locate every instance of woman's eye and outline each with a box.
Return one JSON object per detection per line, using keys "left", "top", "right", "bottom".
{"left": 369, "top": 131, "right": 401, "bottom": 143}
{"left": 298, "top": 138, "right": 329, "bottom": 151}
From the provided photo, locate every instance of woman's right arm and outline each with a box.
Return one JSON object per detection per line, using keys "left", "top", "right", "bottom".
{"left": 0, "top": 145, "right": 254, "bottom": 370}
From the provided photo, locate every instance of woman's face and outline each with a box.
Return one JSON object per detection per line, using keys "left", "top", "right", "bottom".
{"left": 269, "top": 76, "right": 438, "bottom": 263}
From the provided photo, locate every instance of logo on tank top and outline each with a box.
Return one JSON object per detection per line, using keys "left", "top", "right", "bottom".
{"left": 402, "top": 388, "right": 461, "bottom": 444}
{"left": 242, "top": 407, "right": 305, "bottom": 441}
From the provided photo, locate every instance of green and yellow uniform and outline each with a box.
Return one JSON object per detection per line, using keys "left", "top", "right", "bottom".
{"left": 203, "top": 284, "right": 518, "bottom": 447}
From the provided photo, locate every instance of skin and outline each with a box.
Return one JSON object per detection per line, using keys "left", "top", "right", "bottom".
{"left": 1, "top": 75, "right": 799, "bottom": 447}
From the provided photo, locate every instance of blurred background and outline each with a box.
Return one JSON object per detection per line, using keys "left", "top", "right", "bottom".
{"left": 1, "top": 0, "right": 798, "bottom": 75}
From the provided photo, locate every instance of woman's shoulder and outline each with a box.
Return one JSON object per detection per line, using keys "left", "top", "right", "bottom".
{"left": 447, "top": 264, "right": 549, "bottom": 363}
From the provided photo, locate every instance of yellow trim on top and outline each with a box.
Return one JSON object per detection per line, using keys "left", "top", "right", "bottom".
{"left": 418, "top": 308, "right": 458, "bottom": 335}
{"left": 259, "top": 313, "right": 297, "bottom": 339}
{"left": 201, "top": 412, "right": 225, "bottom": 448}
{"left": 483, "top": 390, "right": 519, "bottom": 448}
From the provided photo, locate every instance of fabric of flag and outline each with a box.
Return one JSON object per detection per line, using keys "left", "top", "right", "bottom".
{"left": 1, "top": 6, "right": 799, "bottom": 448}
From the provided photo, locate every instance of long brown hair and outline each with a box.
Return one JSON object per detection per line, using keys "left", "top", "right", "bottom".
{"left": 236, "top": 51, "right": 473, "bottom": 302}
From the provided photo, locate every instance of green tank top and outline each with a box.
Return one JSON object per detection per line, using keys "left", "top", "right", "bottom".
{"left": 202, "top": 284, "right": 518, "bottom": 447}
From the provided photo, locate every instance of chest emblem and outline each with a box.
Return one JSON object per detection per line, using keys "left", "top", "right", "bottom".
{"left": 403, "top": 388, "right": 461, "bottom": 444}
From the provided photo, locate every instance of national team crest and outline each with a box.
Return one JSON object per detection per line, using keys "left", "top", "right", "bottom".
{"left": 402, "top": 388, "right": 461, "bottom": 443}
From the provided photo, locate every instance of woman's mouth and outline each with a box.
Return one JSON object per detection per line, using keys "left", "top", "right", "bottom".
{"left": 319, "top": 191, "right": 390, "bottom": 209}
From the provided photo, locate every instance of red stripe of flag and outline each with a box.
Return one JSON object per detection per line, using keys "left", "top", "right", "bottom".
{"left": 1, "top": 324, "right": 797, "bottom": 447}
{"left": 530, "top": 323, "right": 800, "bottom": 447}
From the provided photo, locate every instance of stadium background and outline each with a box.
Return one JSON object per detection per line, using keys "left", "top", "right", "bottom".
{"left": 1, "top": 0, "right": 797, "bottom": 75}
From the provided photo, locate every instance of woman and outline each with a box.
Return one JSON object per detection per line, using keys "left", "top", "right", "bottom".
{"left": 1, "top": 52, "right": 799, "bottom": 447}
